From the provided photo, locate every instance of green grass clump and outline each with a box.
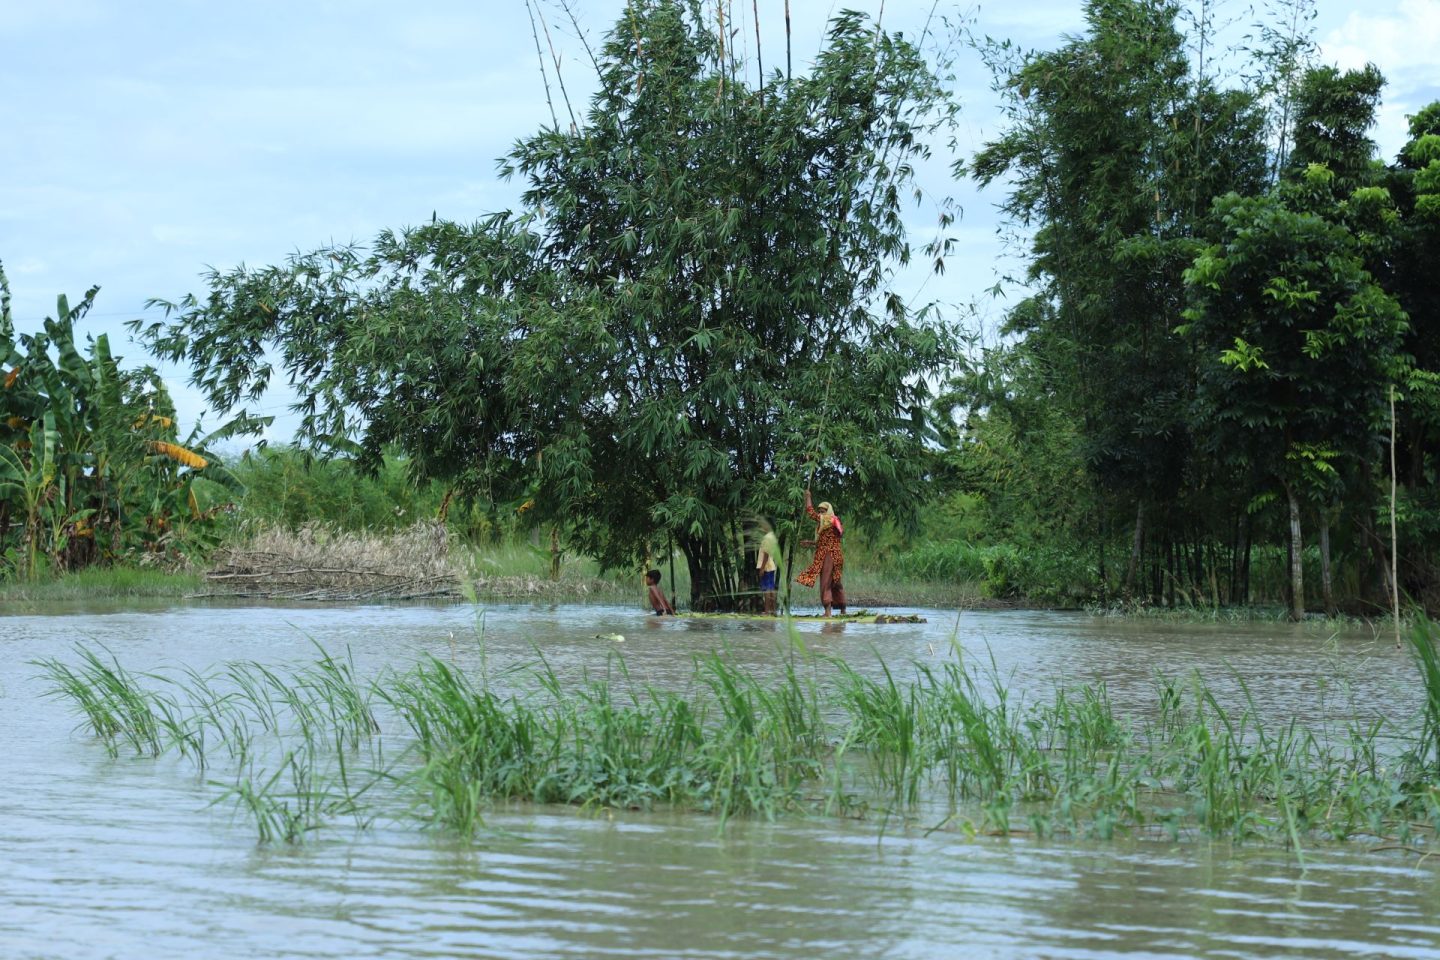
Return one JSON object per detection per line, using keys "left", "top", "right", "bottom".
{"left": 0, "top": 567, "right": 201, "bottom": 603}
{"left": 380, "top": 650, "right": 834, "bottom": 834}
{"left": 33, "top": 624, "right": 1440, "bottom": 857}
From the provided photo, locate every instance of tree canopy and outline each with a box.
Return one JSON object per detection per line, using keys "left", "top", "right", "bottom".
{"left": 134, "top": 0, "right": 959, "bottom": 607}
{"left": 951, "top": 0, "right": 1440, "bottom": 616}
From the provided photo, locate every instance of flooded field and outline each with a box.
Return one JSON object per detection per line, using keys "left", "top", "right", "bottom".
{"left": 2, "top": 602, "right": 1438, "bottom": 958}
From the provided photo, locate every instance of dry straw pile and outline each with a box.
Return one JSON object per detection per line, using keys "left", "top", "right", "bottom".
{"left": 205, "top": 522, "right": 459, "bottom": 601}
{"left": 203, "top": 522, "right": 624, "bottom": 602}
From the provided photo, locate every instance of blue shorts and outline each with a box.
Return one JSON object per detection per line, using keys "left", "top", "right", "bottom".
{"left": 760, "top": 570, "right": 778, "bottom": 591}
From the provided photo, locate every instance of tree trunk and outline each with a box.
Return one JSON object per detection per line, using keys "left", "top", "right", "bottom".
{"left": 1228, "top": 513, "right": 1240, "bottom": 604}
{"left": 1208, "top": 542, "right": 1221, "bottom": 609}
{"left": 1123, "top": 499, "right": 1146, "bottom": 596}
{"left": 1318, "top": 516, "right": 1334, "bottom": 616}
{"left": 1241, "top": 513, "right": 1252, "bottom": 605}
{"left": 680, "top": 532, "right": 741, "bottom": 611}
{"left": 1286, "top": 485, "right": 1304, "bottom": 621}
{"left": 1098, "top": 510, "right": 1107, "bottom": 605}
{"left": 1192, "top": 534, "right": 1204, "bottom": 601}
{"left": 1165, "top": 538, "right": 1176, "bottom": 608}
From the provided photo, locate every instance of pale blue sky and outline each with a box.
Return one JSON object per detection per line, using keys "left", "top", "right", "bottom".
{"left": 4, "top": 0, "right": 1437, "bottom": 441}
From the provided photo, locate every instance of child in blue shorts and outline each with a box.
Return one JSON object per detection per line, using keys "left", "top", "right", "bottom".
{"left": 757, "top": 525, "right": 781, "bottom": 616}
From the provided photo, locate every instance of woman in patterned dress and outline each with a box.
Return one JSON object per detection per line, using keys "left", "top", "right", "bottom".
{"left": 795, "top": 489, "right": 847, "bottom": 617}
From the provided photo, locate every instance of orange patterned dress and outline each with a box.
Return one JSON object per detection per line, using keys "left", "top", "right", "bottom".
{"left": 795, "top": 503, "right": 844, "bottom": 589}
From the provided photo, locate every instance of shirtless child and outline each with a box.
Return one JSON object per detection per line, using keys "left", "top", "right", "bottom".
{"left": 646, "top": 569, "right": 676, "bottom": 615}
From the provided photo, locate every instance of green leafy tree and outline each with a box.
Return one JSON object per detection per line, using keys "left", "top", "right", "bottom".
{"left": 1369, "top": 102, "right": 1440, "bottom": 602}
{"left": 1179, "top": 64, "right": 1405, "bottom": 619}
{"left": 134, "top": 1, "right": 958, "bottom": 608}
{"left": 966, "top": 0, "right": 1268, "bottom": 597}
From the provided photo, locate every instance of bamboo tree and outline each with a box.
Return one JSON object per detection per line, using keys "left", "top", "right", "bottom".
{"left": 1181, "top": 64, "right": 1403, "bottom": 619}
{"left": 133, "top": 1, "right": 958, "bottom": 609}
{"left": 965, "top": 0, "right": 1269, "bottom": 604}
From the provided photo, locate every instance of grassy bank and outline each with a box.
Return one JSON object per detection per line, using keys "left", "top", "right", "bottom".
{"left": 180, "top": 521, "right": 978, "bottom": 609}
{"left": 461, "top": 535, "right": 989, "bottom": 610}
{"left": 36, "top": 624, "right": 1440, "bottom": 855}
{"left": 0, "top": 516, "right": 1338, "bottom": 615}
{"left": 0, "top": 568, "right": 202, "bottom": 604}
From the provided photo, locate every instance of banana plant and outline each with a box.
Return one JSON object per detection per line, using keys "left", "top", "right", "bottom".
{"left": 0, "top": 412, "right": 60, "bottom": 579}
{"left": 1, "top": 268, "right": 247, "bottom": 576}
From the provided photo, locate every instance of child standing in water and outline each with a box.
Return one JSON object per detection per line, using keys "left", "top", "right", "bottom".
{"left": 756, "top": 522, "right": 781, "bottom": 616}
{"left": 646, "top": 569, "right": 676, "bottom": 615}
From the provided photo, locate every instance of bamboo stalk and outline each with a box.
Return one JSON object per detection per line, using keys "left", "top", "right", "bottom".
{"left": 1392, "top": 384, "right": 1401, "bottom": 648}
{"left": 555, "top": 0, "right": 603, "bottom": 82}
{"left": 523, "top": 0, "right": 560, "bottom": 129}
{"left": 533, "top": 0, "right": 578, "bottom": 132}
{"left": 784, "top": 0, "right": 791, "bottom": 82}
{"left": 752, "top": 0, "right": 764, "bottom": 103}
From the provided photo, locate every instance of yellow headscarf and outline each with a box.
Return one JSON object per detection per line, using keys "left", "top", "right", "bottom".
{"left": 816, "top": 501, "right": 836, "bottom": 538}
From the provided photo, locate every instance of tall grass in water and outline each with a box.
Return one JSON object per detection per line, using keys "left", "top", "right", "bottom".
{"left": 34, "top": 634, "right": 1440, "bottom": 855}
{"left": 1406, "top": 616, "right": 1440, "bottom": 774}
{"left": 377, "top": 649, "right": 837, "bottom": 835}
{"left": 36, "top": 645, "right": 385, "bottom": 843}
{"left": 37, "top": 648, "right": 166, "bottom": 758}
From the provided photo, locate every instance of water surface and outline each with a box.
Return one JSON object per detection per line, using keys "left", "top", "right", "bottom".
{"left": 2, "top": 602, "right": 1436, "bottom": 958}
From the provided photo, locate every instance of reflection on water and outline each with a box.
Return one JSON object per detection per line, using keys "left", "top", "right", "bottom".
{"left": 1, "top": 601, "right": 1437, "bottom": 958}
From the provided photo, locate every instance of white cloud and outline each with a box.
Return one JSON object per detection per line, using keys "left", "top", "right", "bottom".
{"left": 1321, "top": 0, "right": 1440, "bottom": 153}
{"left": 1322, "top": 0, "right": 1440, "bottom": 74}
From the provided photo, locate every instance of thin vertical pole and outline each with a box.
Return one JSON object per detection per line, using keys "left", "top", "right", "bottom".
{"left": 784, "top": 0, "right": 792, "bottom": 81}
{"left": 1392, "top": 385, "right": 1402, "bottom": 647}
{"left": 669, "top": 533, "right": 679, "bottom": 613}
{"left": 523, "top": 0, "right": 559, "bottom": 129}
{"left": 752, "top": 0, "right": 764, "bottom": 103}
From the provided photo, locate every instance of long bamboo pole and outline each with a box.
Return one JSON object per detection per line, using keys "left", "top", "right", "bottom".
{"left": 522, "top": 0, "right": 560, "bottom": 129}
{"left": 752, "top": 0, "right": 764, "bottom": 103}
{"left": 784, "top": 0, "right": 792, "bottom": 82}
{"left": 532, "top": 0, "right": 578, "bottom": 132}
{"left": 669, "top": 532, "right": 679, "bottom": 613}
{"left": 1392, "top": 384, "right": 1401, "bottom": 648}
{"left": 782, "top": 368, "right": 834, "bottom": 613}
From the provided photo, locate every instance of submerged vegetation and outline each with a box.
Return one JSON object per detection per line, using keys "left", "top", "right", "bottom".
{"left": 36, "top": 623, "right": 1440, "bottom": 857}
{"left": 0, "top": 567, "right": 202, "bottom": 604}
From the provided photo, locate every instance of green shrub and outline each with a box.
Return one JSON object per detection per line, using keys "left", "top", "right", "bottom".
{"left": 889, "top": 538, "right": 1098, "bottom": 604}
{"left": 229, "top": 446, "right": 425, "bottom": 531}
{"left": 891, "top": 540, "right": 988, "bottom": 583}
{"left": 980, "top": 543, "right": 1024, "bottom": 597}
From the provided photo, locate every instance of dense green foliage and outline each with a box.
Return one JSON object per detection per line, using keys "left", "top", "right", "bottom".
{"left": 949, "top": 0, "right": 1440, "bottom": 615}
{"left": 0, "top": 265, "right": 240, "bottom": 580}
{"left": 229, "top": 446, "right": 454, "bottom": 534}
{"left": 20, "top": 0, "right": 1440, "bottom": 613}
{"left": 132, "top": 1, "right": 958, "bottom": 609}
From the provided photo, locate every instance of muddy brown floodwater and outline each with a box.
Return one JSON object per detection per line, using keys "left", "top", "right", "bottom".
{"left": 2, "top": 601, "right": 1438, "bottom": 959}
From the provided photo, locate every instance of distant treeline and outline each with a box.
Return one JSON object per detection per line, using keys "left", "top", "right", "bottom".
{"left": 10, "top": 0, "right": 1440, "bottom": 617}
{"left": 940, "top": 0, "right": 1440, "bottom": 617}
